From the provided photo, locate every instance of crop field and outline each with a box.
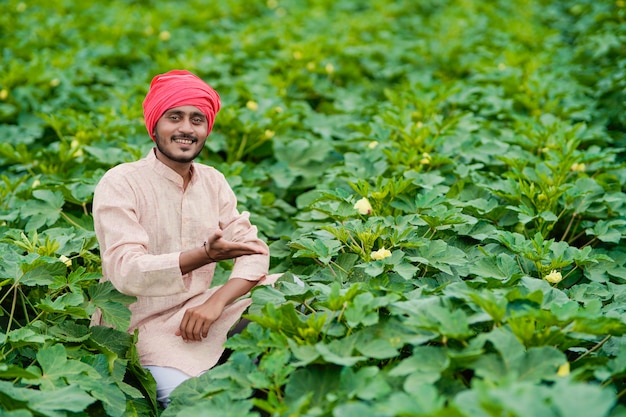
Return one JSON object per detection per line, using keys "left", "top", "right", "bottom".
{"left": 1, "top": 0, "right": 625, "bottom": 416}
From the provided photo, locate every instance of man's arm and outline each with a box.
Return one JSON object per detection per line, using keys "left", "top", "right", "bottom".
{"left": 176, "top": 229, "right": 268, "bottom": 341}
{"left": 176, "top": 277, "right": 257, "bottom": 341}
{"left": 178, "top": 229, "right": 268, "bottom": 275}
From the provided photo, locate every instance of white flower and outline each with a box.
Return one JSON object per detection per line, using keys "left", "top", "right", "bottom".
{"left": 371, "top": 247, "right": 392, "bottom": 261}
{"left": 353, "top": 198, "right": 372, "bottom": 215}
{"left": 59, "top": 255, "right": 72, "bottom": 267}
{"left": 544, "top": 269, "right": 563, "bottom": 284}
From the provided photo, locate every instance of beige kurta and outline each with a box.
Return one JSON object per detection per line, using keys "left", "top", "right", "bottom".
{"left": 91, "top": 148, "right": 276, "bottom": 376}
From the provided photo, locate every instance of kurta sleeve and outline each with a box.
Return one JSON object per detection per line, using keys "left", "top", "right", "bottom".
{"left": 215, "top": 176, "right": 270, "bottom": 282}
{"left": 93, "top": 173, "right": 189, "bottom": 297}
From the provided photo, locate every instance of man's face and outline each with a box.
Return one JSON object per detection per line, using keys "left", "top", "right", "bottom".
{"left": 153, "top": 105, "right": 209, "bottom": 164}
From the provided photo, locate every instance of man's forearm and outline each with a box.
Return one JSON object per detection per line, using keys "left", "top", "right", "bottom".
{"left": 207, "top": 277, "right": 258, "bottom": 310}
{"left": 179, "top": 246, "right": 212, "bottom": 275}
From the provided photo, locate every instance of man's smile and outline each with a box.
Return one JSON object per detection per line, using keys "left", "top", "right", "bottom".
{"left": 172, "top": 136, "right": 197, "bottom": 145}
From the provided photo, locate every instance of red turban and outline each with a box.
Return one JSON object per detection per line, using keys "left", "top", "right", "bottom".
{"left": 142, "top": 70, "right": 221, "bottom": 141}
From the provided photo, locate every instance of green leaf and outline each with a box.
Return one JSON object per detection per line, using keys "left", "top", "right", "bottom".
{"left": 316, "top": 339, "right": 366, "bottom": 366}
{"left": 20, "top": 190, "right": 65, "bottom": 231}
{"left": 88, "top": 282, "right": 135, "bottom": 331}
{"left": 0, "top": 364, "right": 40, "bottom": 380}
{"left": 284, "top": 365, "right": 342, "bottom": 408}
{"left": 19, "top": 258, "right": 67, "bottom": 287}
{"left": 28, "top": 344, "right": 99, "bottom": 390}
{"left": 551, "top": 380, "right": 616, "bottom": 417}
{"left": 469, "top": 253, "right": 521, "bottom": 282}
{"left": 407, "top": 240, "right": 467, "bottom": 275}
{"left": 340, "top": 366, "right": 391, "bottom": 401}
{"left": 332, "top": 402, "right": 383, "bottom": 417}
{"left": 0, "top": 380, "right": 96, "bottom": 415}
{"left": 378, "top": 389, "right": 446, "bottom": 416}
{"left": 388, "top": 346, "right": 449, "bottom": 384}
{"left": 290, "top": 237, "right": 342, "bottom": 265}
{"left": 355, "top": 338, "right": 399, "bottom": 360}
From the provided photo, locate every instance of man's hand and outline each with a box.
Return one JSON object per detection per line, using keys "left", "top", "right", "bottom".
{"left": 179, "top": 229, "right": 268, "bottom": 275}
{"left": 175, "top": 278, "right": 257, "bottom": 342}
{"left": 176, "top": 300, "right": 223, "bottom": 342}
{"left": 203, "top": 229, "right": 268, "bottom": 262}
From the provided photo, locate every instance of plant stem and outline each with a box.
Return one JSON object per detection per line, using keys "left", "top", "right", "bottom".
{"left": 573, "top": 335, "right": 611, "bottom": 363}
{"left": 561, "top": 212, "right": 577, "bottom": 242}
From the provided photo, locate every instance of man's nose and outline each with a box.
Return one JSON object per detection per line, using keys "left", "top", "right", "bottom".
{"left": 178, "top": 118, "right": 194, "bottom": 133}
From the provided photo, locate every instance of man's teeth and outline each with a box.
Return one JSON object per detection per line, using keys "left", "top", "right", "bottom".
{"left": 174, "top": 138, "right": 193, "bottom": 144}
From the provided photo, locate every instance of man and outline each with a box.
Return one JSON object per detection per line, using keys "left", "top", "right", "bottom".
{"left": 91, "top": 69, "right": 277, "bottom": 407}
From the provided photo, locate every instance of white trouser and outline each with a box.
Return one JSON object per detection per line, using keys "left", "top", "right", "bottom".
{"left": 145, "top": 366, "right": 195, "bottom": 408}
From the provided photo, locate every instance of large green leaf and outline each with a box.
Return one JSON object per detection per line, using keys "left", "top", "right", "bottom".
{"left": 0, "top": 380, "right": 96, "bottom": 416}
{"left": 19, "top": 190, "right": 65, "bottom": 232}
{"left": 87, "top": 282, "right": 135, "bottom": 331}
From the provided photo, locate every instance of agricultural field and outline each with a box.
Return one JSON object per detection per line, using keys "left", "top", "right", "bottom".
{"left": 1, "top": 0, "right": 625, "bottom": 416}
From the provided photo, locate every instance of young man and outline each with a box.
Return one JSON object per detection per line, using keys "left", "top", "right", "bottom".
{"left": 91, "top": 70, "right": 277, "bottom": 407}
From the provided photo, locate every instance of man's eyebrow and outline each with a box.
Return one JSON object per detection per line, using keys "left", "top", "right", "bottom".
{"left": 164, "top": 110, "right": 206, "bottom": 119}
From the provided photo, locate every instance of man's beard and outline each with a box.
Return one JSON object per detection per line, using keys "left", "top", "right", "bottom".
{"left": 154, "top": 132, "right": 203, "bottom": 163}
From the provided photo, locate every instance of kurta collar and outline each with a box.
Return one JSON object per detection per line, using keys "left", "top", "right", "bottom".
{"left": 146, "top": 148, "right": 195, "bottom": 186}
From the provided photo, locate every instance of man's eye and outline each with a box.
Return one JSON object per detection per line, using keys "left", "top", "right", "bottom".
{"left": 168, "top": 115, "right": 180, "bottom": 120}
{"left": 192, "top": 118, "right": 203, "bottom": 124}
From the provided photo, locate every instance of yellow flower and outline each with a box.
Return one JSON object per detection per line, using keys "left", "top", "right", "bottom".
{"left": 246, "top": 100, "right": 259, "bottom": 111}
{"left": 325, "top": 63, "right": 335, "bottom": 74}
{"left": 292, "top": 51, "right": 303, "bottom": 60}
{"left": 59, "top": 255, "right": 72, "bottom": 267}
{"left": 420, "top": 152, "right": 432, "bottom": 165}
{"left": 306, "top": 61, "right": 316, "bottom": 71}
{"left": 50, "top": 78, "right": 60, "bottom": 87}
{"left": 368, "top": 141, "right": 378, "bottom": 149}
{"left": 557, "top": 362, "right": 570, "bottom": 377}
{"left": 0, "top": 89, "right": 8, "bottom": 100}
{"left": 159, "top": 31, "right": 171, "bottom": 41}
{"left": 353, "top": 197, "right": 372, "bottom": 215}
{"left": 570, "top": 162, "right": 586, "bottom": 172}
{"left": 544, "top": 269, "right": 563, "bottom": 284}
{"left": 371, "top": 247, "right": 392, "bottom": 261}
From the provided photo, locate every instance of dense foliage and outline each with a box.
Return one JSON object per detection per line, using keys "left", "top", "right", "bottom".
{"left": 1, "top": 0, "right": 625, "bottom": 416}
